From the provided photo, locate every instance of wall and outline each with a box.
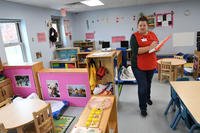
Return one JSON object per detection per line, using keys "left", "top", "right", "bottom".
{"left": 0, "top": 1, "right": 73, "bottom": 67}
{"left": 72, "top": 0, "right": 200, "bottom": 54}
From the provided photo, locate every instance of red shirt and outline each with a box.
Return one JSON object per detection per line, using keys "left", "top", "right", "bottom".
{"left": 134, "top": 31, "right": 159, "bottom": 70}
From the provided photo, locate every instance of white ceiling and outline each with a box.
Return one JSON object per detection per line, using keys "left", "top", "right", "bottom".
{"left": 5, "top": 0, "right": 184, "bottom": 12}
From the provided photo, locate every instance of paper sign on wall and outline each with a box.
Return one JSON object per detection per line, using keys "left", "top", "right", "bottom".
{"left": 60, "top": 8, "right": 67, "bottom": 17}
{"left": 37, "top": 32, "right": 46, "bottom": 43}
{"left": 86, "top": 32, "right": 94, "bottom": 39}
{"left": 64, "top": 20, "right": 70, "bottom": 36}
{"left": 112, "top": 36, "right": 125, "bottom": 43}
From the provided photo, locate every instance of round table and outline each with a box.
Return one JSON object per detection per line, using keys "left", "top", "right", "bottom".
{"left": 157, "top": 58, "right": 187, "bottom": 81}
{"left": 0, "top": 99, "right": 47, "bottom": 133}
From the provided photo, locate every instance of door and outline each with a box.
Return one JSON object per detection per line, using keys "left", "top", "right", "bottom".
{"left": 1, "top": 84, "right": 13, "bottom": 99}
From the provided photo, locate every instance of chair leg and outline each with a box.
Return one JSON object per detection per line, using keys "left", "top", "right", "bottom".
{"left": 170, "top": 109, "right": 181, "bottom": 130}
{"left": 164, "top": 99, "right": 173, "bottom": 115}
{"left": 172, "top": 102, "right": 176, "bottom": 112}
{"left": 189, "top": 124, "right": 198, "bottom": 133}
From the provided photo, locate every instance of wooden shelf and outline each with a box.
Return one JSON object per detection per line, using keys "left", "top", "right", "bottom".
{"left": 39, "top": 68, "right": 88, "bottom": 73}
{"left": 55, "top": 47, "right": 80, "bottom": 51}
{"left": 74, "top": 41, "right": 95, "bottom": 52}
{"left": 72, "top": 96, "right": 118, "bottom": 133}
{"left": 86, "top": 51, "right": 118, "bottom": 95}
{"left": 86, "top": 51, "right": 116, "bottom": 58}
{"left": 78, "top": 62, "right": 87, "bottom": 65}
{"left": 77, "top": 51, "right": 94, "bottom": 68}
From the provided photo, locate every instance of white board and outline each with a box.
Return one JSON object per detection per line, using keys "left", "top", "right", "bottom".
{"left": 173, "top": 32, "right": 195, "bottom": 46}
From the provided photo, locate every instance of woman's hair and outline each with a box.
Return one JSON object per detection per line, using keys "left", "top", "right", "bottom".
{"left": 137, "top": 16, "right": 148, "bottom": 25}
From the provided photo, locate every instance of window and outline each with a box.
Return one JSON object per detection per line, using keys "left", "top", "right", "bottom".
{"left": 0, "top": 21, "right": 26, "bottom": 64}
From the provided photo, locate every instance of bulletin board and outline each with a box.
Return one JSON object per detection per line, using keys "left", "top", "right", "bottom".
{"left": 156, "top": 11, "right": 174, "bottom": 28}
{"left": 38, "top": 69, "right": 91, "bottom": 107}
{"left": 4, "top": 66, "right": 37, "bottom": 97}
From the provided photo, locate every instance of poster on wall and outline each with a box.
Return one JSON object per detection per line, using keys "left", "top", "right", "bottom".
{"left": 15, "top": 75, "right": 31, "bottom": 87}
{"left": 60, "top": 8, "right": 67, "bottom": 17}
{"left": 37, "top": 32, "right": 46, "bottom": 43}
{"left": 112, "top": 36, "right": 125, "bottom": 43}
{"left": 47, "top": 80, "right": 60, "bottom": 98}
{"left": 64, "top": 20, "right": 70, "bottom": 36}
{"left": 67, "top": 85, "right": 86, "bottom": 98}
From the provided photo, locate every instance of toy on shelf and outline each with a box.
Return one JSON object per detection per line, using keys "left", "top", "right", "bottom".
{"left": 85, "top": 108, "right": 103, "bottom": 128}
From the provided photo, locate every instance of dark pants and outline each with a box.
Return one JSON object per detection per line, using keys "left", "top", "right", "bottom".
{"left": 133, "top": 68, "right": 155, "bottom": 111}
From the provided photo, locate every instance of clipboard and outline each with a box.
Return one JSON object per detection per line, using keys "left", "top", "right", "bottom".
{"left": 149, "top": 35, "right": 172, "bottom": 53}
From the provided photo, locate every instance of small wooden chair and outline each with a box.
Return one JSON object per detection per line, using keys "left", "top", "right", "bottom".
{"left": 0, "top": 123, "right": 7, "bottom": 133}
{"left": 23, "top": 103, "right": 55, "bottom": 133}
{"left": 174, "top": 55, "right": 184, "bottom": 59}
{"left": 0, "top": 98, "right": 11, "bottom": 108}
{"left": 160, "top": 61, "right": 174, "bottom": 82}
{"left": 34, "top": 103, "right": 55, "bottom": 133}
{"left": 174, "top": 55, "right": 184, "bottom": 77}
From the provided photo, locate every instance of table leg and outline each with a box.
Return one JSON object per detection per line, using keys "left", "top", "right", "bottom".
{"left": 17, "top": 127, "right": 24, "bottom": 133}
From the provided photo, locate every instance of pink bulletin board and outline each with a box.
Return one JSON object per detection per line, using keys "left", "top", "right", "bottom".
{"left": 3, "top": 66, "right": 36, "bottom": 97}
{"left": 38, "top": 70, "right": 91, "bottom": 107}
{"left": 86, "top": 32, "right": 95, "bottom": 40}
{"left": 112, "top": 36, "right": 125, "bottom": 43}
{"left": 37, "top": 32, "right": 46, "bottom": 43}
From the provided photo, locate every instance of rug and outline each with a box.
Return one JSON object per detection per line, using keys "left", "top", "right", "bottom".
{"left": 54, "top": 115, "right": 75, "bottom": 133}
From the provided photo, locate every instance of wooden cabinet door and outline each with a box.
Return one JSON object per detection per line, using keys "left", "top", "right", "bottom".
{"left": 1, "top": 84, "right": 13, "bottom": 99}
{"left": 0, "top": 88, "right": 5, "bottom": 103}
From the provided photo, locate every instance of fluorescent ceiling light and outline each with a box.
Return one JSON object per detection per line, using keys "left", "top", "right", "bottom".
{"left": 81, "top": 0, "right": 104, "bottom": 7}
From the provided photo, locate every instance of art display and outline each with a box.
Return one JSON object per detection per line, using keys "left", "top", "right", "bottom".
{"left": 15, "top": 75, "right": 31, "bottom": 87}
{"left": 67, "top": 85, "right": 86, "bottom": 97}
{"left": 156, "top": 11, "right": 174, "bottom": 28}
{"left": 47, "top": 80, "right": 60, "bottom": 98}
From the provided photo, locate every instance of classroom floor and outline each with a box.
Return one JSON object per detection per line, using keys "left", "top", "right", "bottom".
{"left": 65, "top": 74, "right": 198, "bottom": 133}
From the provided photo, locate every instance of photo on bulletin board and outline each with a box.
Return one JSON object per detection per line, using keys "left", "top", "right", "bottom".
{"left": 67, "top": 85, "right": 86, "bottom": 98}
{"left": 15, "top": 75, "right": 31, "bottom": 87}
{"left": 46, "top": 80, "right": 60, "bottom": 98}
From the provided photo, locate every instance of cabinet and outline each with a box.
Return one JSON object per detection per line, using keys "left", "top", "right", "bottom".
{"left": 0, "top": 58, "right": 3, "bottom": 71}
{"left": 193, "top": 50, "right": 200, "bottom": 79}
{"left": 0, "top": 78, "right": 13, "bottom": 103}
{"left": 86, "top": 51, "right": 118, "bottom": 95}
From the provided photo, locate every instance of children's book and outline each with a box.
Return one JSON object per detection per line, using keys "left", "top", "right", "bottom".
{"left": 149, "top": 35, "right": 172, "bottom": 53}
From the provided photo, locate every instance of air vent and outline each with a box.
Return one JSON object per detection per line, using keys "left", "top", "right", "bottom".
{"left": 64, "top": 2, "right": 82, "bottom": 6}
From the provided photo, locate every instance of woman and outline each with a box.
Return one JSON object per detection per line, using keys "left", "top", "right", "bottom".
{"left": 130, "top": 16, "right": 159, "bottom": 117}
